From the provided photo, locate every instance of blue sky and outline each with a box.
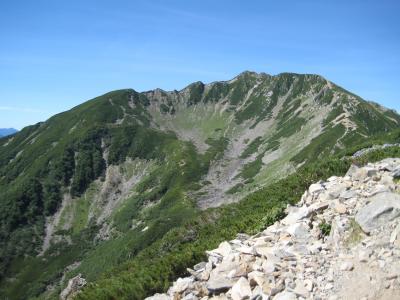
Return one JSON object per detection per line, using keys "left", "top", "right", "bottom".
{"left": 0, "top": 0, "right": 399, "bottom": 130}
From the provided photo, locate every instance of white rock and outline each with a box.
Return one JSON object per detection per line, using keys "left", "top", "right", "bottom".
{"left": 303, "top": 279, "right": 313, "bottom": 292}
{"left": 331, "top": 200, "right": 347, "bottom": 214}
{"left": 309, "top": 183, "right": 325, "bottom": 194}
{"left": 358, "top": 249, "right": 371, "bottom": 262}
{"left": 171, "top": 277, "right": 193, "bottom": 293}
{"left": 214, "top": 241, "right": 232, "bottom": 257}
{"left": 340, "top": 190, "right": 357, "bottom": 200}
{"left": 182, "top": 294, "right": 198, "bottom": 300}
{"left": 248, "top": 271, "right": 266, "bottom": 287}
{"left": 324, "top": 282, "right": 334, "bottom": 290}
{"left": 346, "top": 165, "right": 367, "bottom": 181}
{"left": 200, "top": 261, "right": 212, "bottom": 281}
{"left": 237, "top": 245, "right": 256, "bottom": 255}
{"left": 309, "top": 202, "right": 329, "bottom": 214}
{"left": 60, "top": 274, "right": 87, "bottom": 300}
{"left": 355, "top": 192, "right": 400, "bottom": 233}
{"left": 327, "top": 176, "right": 339, "bottom": 182}
{"left": 286, "top": 222, "right": 310, "bottom": 240}
{"left": 193, "top": 261, "right": 207, "bottom": 271}
{"left": 272, "top": 291, "right": 297, "bottom": 300}
{"left": 231, "top": 277, "right": 252, "bottom": 300}
{"left": 252, "top": 285, "right": 270, "bottom": 299}
{"left": 206, "top": 276, "right": 235, "bottom": 293}
{"left": 262, "top": 259, "right": 276, "bottom": 274}
{"left": 390, "top": 223, "right": 400, "bottom": 244}
{"left": 339, "top": 261, "right": 354, "bottom": 271}
{"left": 145, "top": 294, "right": 171, "bottom": 300}
{"left": 293, "top": 280, "right": 309, "bottom": 298}
{"left": 300, "top": 190, "right": 311, "bottom": 205}
{"left": 281, "top": 206, "right": 310, "bottom": 225}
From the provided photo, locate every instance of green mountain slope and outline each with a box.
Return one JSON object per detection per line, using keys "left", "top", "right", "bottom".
{"left": 0, "top": 72, "right": 399, "bottom": 299}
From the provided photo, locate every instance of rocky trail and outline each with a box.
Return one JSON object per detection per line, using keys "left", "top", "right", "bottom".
{"left": 145, "top": 158, "right": 400, "bottom": 300}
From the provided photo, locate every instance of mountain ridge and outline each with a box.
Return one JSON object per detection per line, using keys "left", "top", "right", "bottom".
{"left": 0, "top": 71, "right": 399, "bottom": 299}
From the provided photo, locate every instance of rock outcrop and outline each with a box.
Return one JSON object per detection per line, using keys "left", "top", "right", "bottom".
{"left": 146, "top": 158, "right": 400, "bottom": 300}
{"left": 60, "top": 274, "right": 86, "bottom": 300}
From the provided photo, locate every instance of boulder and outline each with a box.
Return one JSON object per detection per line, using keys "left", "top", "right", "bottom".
{"left": 231, "top": 277, "right": 252, "bottom": 300}
{"left": 200, "top": 261, "right": 213, "bottom": 281}
{"left": 281, "top": 206, "right": 310, "bottom": 225}
{"left": 330, "top": 200, "right": 347, "bottom": 214}
{"left": 355, "top": 192, "right": 400, "bottom": 233}
{"left": 193, "top": 261, "right": 207, "bottom": 271}
{"left": 170, "top": 277, "right": 193, "bottom": 294}
{"left": 309, "top": 183, "right": 325, "bottom": 194}
{"left": 309, "top": 202, "right": 329, "bottom": 214}
{"left": 206, "top": 277, "right": 235, "bottom": 294}
{"left": 347, "top": 165, "right": 377, "bottom": 180}
{"left": 251, "top": 285, "right": 270, "bottom": 300}
{"left": 215, "top": 241, "right": 232, "bottom": 257}
{"left": 286, "top": 222, "right": 310, "bottom": 240}
{"left": 340, "top": 190, "right": 357, "bottom": 200}
{"left": 326, "top": 183, "right": 347, "bottom": 199}
{"left": 262, "top": 259, "right": 276, "bottom": 274}
{"left": 255, "top": 246, "right": 271, "bottom": 258}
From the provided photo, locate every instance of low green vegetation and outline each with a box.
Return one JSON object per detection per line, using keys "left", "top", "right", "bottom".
{"left": 238, "top": 154, "right": 264, "bottom": 180}
{"left": 240, "top": 137, "right": 263, "bottom": 158}
{"left": 319, "top": 221, "right": 331, "bottom": 236}
{"left": 291, "top": 124, "right": 346, "bottom": 164}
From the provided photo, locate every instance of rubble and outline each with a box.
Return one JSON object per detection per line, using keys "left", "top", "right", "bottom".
{"left": 145, "top": 158, "right": 400, "bottom": 300}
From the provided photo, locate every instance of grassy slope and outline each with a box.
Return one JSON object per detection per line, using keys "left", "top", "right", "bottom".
{"left": 0, "top": 94, "right": 231, "bottom": 299}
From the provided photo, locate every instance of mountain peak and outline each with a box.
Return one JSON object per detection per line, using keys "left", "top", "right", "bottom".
{"left": 0, "top": 128, "right": 18, "bottom": 137}
{"left": 233, "top": 70, "right": 270, "bottom": 81}
{"left": 1, "top": 71, "right": 400, "bottom": 300}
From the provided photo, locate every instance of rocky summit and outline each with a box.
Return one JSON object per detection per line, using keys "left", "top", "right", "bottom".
{"left": 146, "top": 158, "right": 400, "bottom": 300}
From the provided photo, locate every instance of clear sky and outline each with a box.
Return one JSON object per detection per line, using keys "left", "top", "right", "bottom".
{"left": 1, "top": 0, "right": 399, "bottom": 130}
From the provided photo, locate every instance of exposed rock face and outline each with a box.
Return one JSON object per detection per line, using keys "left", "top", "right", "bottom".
{"left": 355, "top": 192, "right": 400, "bottom": 233}
{"left": 145, "top": 158, "right": 400, "bottom": 300}
{"left": 60, "top": 274, "right": 86, "bottom": 300}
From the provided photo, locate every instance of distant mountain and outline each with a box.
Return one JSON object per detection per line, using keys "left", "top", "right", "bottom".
{"left": 0, "top": 71, "right": 399, "bottom": 299}
{"left": 0, "top": 128, "right": 17, "bottom": 137}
